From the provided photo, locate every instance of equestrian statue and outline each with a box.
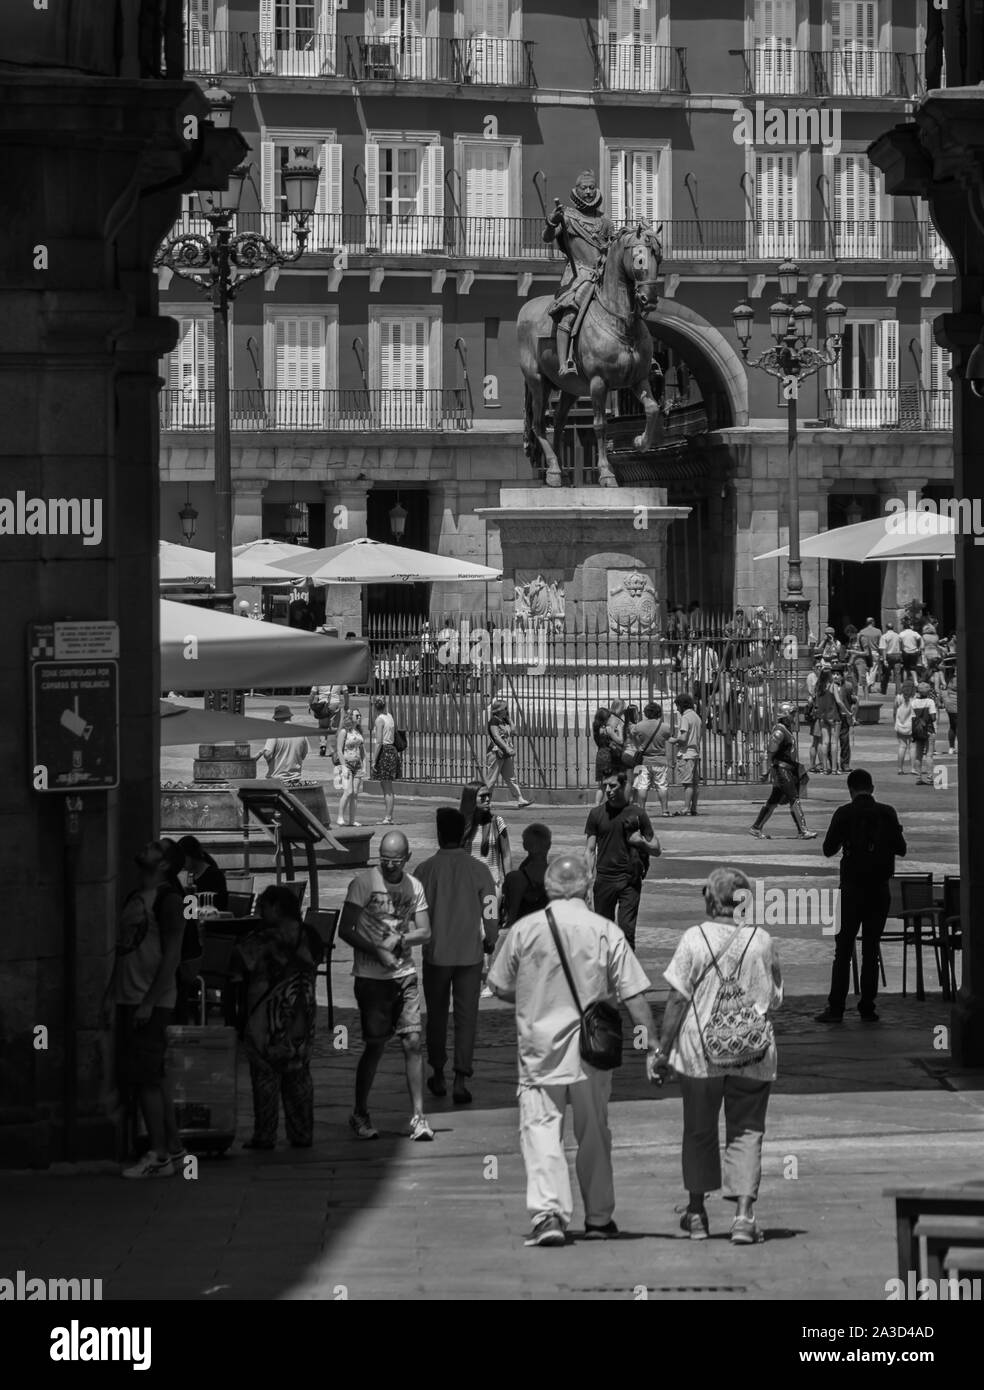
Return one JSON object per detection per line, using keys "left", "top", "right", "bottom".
{"left": 518, "top": 169, "right": 665, "bottom": 489}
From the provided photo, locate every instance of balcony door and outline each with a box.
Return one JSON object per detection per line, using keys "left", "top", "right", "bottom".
{"left": 460, "top": 141, "right": 515, "bottom": 255}
{"left": 608, "top": 147, "right": 661, "bottom": 229}
{"left": 458, "top": 0, "right": 521, "bottom": 83}
{"left": 829, "top": 0, "right": 879, "bottom": 96}
{"left": 267, "top": 315, "right": 333, "bottom": 427}
{"left": 923, "top": 328, "right": 953, "bottom": 430}
{"left": 366, "top": 141, "right": 445, "bottom": 253}
{"left": 832, "top": 154, "right": 882, "bottom": 258}
{"left": 750, "top": 152, "right": 799, "bottom": 259}
{"left": 372, "top": 314, "right": 439, "bottom": 428}
{"left": 258, "top": 0, "right": 336, "bottom": 76}
{"left": 185, "top": 0, "right": 227, "bottom": 74}
{"left": 368, "top": 0, "right": 431, "bottom": 79}
{"left": 833, "top": 319, "right": 899, "bottom": 426}
{"left": 751, "top": 0, "right": 798, "bottom": 94}
{"left": 164, "top": 314, "right": 215, "bottom": 428}
{"left": 261, "top": 137, "right": 342, "bottom": 252}
{"left": 603, "top": 0, "right": 670, "bottom": 91}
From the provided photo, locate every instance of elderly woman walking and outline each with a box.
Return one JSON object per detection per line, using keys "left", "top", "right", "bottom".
{"left": 229, "top": 885, "right": 323, "bottom": 1150}
{"left": 653, "top": 867, "right": 783, "bottom": 1246}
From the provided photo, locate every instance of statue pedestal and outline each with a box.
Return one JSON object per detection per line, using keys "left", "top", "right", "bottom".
{"left": 477, "top": 488, "right": 690, "bottom": 630}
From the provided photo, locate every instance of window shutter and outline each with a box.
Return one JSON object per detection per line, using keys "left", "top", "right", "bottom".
{"left": 258, "top": 0, "right": 275, "bottom": 71}
{"left": 632, "top": 150, "right": 659, "bottom": 224}
{"left": 261, "top": 139, "right": 276, "bottom": 227}
{"left": 879, "top": 319, "right": 899, "bottom": 391}
{"left": 421, "top": 143, "right": 445, "bottom": 218}
{"left": 608, "top": 149, "right": 627, "bottom": 225}
{"left": 317, "top": 0, "right": 336, "bottom": 73}
{"left": 365, "top": 142, "right": 380, "bottom": 215}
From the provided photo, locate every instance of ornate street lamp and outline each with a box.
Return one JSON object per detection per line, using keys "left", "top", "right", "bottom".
{"left": 154, "top": 87, "right": 319, "bottom": 614}
{"left": 178, "top": 487, "right": 198, "bottom": 543}
{"left": 389, "top": 498, "right": 408, "bottom": 542}
{"left": 732, "top": 262, "right": 846, "bottom": 650}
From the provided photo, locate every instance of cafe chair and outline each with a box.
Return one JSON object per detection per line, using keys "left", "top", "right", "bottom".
{"left": 881, "top": 874, "right": 944, "bottom": 1001}
{"left": 941, "top": 874, "right": 961, "bottom": 1002}
{"left": 304, "top": 908, "right": 341, "bottom": 1030}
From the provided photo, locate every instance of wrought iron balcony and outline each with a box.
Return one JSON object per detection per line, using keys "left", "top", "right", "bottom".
{"left": 161, "top": 212, "right": 951, "bottom": 267}
{"left": 592, "top": 43, "right": 689, "bottom": 93}
{"left": 823, "top": 386, "right": 952, "bottom": 430}
{"left": 160, "top": 388, "right": 473, "bottom": 433}
{"left": 344, "top": 35, "right": 537, "bottom": 86}
{"left": 184, "top": 29, "right": 341, "bottom": 77}
{"left": 730, "top": 47, "right": 924, "bottom": 98}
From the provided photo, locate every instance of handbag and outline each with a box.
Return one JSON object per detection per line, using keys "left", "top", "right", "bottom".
{"left": 392, "top": 727, "right": 408, "bottom": 754}
{"left": 694, "top": 925, "right": 773, "bottom": 1070}
{"left": 620, "top": 721, "right": 661, "bottom": 769}
{"left": 545, "top": 906, "right": 623, "bottom": 1071}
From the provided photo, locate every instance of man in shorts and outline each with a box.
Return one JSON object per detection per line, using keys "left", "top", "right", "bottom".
{"left": 630, "top": 700, "right": 670, "bottom": 817}
{"left": 673, "top": 692, "right": 703, "bottom": 816}
{"left": 339, "top": 829, "right": 434, "bottom": 1141}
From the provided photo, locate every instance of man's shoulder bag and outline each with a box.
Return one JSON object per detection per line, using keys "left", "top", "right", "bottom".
{"left": 546, "top": 906, "right": 623, "bottom": 1071}
{"left": 621, "top": 723, "right": 659, "bottom": 769}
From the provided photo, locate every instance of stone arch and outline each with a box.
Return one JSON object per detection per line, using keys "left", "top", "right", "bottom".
{"left": 647, "top": 301, "right": 749, "bottom": 427}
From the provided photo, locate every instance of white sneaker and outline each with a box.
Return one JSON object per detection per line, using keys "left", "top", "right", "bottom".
{"left": 122, "top": 1152, "right": 175, "bottom": 1180}
{"left": 409, "top": 1114, "right": 435, "bottom": 1142}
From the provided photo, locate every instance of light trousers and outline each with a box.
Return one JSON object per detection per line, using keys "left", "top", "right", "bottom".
{"left": 678, "top": 1074, "right": 771, "bottom": 1201}
{"left": 519, "top": 1067, "right": 614, "bottom": 1228}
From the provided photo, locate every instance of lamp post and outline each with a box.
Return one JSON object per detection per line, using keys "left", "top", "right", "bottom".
{"left": 154, "top": 86, "right": 319, "bottom": 615}
{"left": 732, "top": 261, "right": 846, "bottom": 650}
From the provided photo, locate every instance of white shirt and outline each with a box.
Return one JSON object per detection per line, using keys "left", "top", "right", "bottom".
{"left": 664, "top": 920, "right": 782, "bottom": 1082}
{"left": 344, "top": 868, "right": 428, "bottom": 981}
{"left": 899, "top": 627, "right": 923, "bottom": 654}
{"left": 880, "top": 629, "right": 901, "bottom": 656}
{"left": 488, "top": 897, "right": 650, "bottom": 1087}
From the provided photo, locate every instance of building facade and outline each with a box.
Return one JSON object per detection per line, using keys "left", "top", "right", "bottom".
{"left": 160, "top": 0, "right": 955, "bottom": 634}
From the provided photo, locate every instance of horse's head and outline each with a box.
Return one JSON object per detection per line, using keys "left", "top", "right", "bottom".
{"left": 616, "top": 223, "right": 663, "bottom": 314}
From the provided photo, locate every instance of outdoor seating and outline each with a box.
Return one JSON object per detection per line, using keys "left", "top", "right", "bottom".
{"left": 885, "top": 1182, "right": 984, "bottom": 1280}
{"left": 913, "top": 1214, "right": 984, "bottom": 1282}
{"left": 880, "top": 874, "right": 942, "bottom": 1001}
{"left": 941, "top": 874, "right": 962, "bottom": 1000}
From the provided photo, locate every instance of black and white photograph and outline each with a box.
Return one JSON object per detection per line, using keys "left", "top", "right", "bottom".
{"left": 2, "top": 0, "right": 983, "bottom": 1362}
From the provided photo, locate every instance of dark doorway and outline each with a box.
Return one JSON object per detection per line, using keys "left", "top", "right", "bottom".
{"left": 366, "top": 488, "right": 430, "bottom": 622}
{"left": 826, "top": 494, "right": 883, "bottom": 635}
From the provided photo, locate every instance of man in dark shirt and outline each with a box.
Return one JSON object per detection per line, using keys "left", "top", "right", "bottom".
{"left": 815, "top": 769, "right": 907, "bottom": 1025}
{"left": 584, "top": 770, "right": 659, "bottom": 951}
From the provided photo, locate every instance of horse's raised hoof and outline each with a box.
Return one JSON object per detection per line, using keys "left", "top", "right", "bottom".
{"left": 544, "top": 466, "right": 563, "bottom": 488}
{"left": 597, "top": 467, "right": 618, "bottom": 489}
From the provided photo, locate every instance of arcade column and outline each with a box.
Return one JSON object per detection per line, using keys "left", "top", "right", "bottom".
{"left": 320, "top": 478, "right": 372, "bottom": 636}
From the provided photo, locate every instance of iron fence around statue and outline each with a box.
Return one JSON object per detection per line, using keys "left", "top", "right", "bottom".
{"left": 364, "top": 613, "right": 799, "bottom": 791}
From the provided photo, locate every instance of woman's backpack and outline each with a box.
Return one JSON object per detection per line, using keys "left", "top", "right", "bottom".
{"left": 392, "top": 727, "right": 408, "bottom": 754}
{"left": 694, "top": 926, "right": 773, "bottom": 1070}
{"left": 911, "top": 705, "right": 935, "bottom": 741}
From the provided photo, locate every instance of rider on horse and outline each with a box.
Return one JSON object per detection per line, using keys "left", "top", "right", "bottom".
{"left": 542, "top": 170, "right": 614, "bottom": 382}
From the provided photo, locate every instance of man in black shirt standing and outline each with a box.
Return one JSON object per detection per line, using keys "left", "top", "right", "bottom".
{"left": 584, "top": 770, "right": 659, "bottom": 951}
{"left": 815, "top": 769, "right": 907, "bottom": 1025}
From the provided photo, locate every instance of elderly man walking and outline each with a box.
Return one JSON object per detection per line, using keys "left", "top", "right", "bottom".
{"left": 488, "top": 854, "right": 659, "bottom": 1247}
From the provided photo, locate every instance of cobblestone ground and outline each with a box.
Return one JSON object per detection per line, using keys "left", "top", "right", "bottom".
{"left": 2, "top": 696, "right": 975, "bottom": 1301}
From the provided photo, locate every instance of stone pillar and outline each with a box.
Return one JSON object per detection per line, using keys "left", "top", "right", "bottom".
{"left": 871, "top": 94, "right": 984, "bottom": 1065}
{"left": 231, "top": 477, "right": 268, "bottom": 614}
{"left": 320, "top": 479, "right": 371, "bottom": 636}
{"left": 0, "top": 58, "right": 244, "bottom": 1165}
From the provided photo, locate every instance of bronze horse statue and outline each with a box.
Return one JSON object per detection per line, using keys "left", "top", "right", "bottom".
{"left": 518, "top": 223, "right": 664, "bottom": 488}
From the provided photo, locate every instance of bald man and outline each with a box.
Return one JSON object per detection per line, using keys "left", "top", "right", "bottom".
{"left": 339, "top": 830, "right": 434, "bottom": 1142}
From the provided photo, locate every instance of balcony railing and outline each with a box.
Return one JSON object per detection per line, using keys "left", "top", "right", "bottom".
{"left": 163, "top": 211, "right": 953, "bottom": 267}
{"left": 160, "top": 389, "right": 472, "bottom": 433}
{"left": 345, "top": 35, "right": 536, "bottom": 85}
{"left": 184, "top": 29, "right": 340, "bottom": 77}
{"left": 592, "top": 43, "right": 689, "bottom": 93}
{"left": 823, "top": 387, "right": 952, "bottom": 430}
{"left": 730, "top": 47, "right": 924, "bottom": 98}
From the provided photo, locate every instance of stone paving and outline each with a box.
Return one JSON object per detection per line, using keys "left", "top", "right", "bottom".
{"left": 1, "top": 697, "right": 974, "bottom": 1301}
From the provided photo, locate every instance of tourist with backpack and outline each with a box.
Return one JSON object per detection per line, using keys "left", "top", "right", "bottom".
{"left": 651, "top": 867, "right": 783, "bottom": 1247}
{"left": 103, "top": 841, "right": 187, "bottom": 1179}
{"left": 911, "top": 681, "right": 938, "bottom": 786}
{"left": 815, "top": 769, "right": 907, "bottom": 1024}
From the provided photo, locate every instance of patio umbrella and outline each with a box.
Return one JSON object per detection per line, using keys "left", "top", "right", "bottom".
{"left": 755, "top": 510, "right": 956, "bottom": 564}
{"left": 268, "top": 535, "right": 501, "bottom": 585}
{"left": 160, "top": 600, "right": 370, "bottom": 688}
{"left": 160, "top": 540, "right": 304, "bottom": 588}
{"left": 159, "top": 700, "right": 317, "bottom": 746}
{"left": 232, "top": 539, "right": 316, "bottom": 565}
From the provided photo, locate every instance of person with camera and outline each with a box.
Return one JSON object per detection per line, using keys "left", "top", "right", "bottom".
{"left": 488, "top": 854, "right": 658, "bottom": 1247}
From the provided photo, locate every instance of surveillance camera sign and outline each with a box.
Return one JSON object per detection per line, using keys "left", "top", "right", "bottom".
{"left": 29, "top": 622, "right": 120, "bottom": 791}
